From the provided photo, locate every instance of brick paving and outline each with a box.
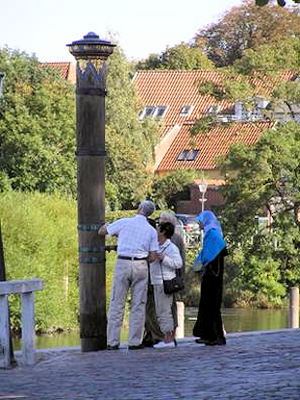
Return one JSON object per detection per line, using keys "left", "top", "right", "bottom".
{"left": 0, "top": 329, "right": 300, "bottom": 400}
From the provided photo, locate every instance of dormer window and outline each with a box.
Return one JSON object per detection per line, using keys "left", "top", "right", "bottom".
{"left": 154, "top": 106, "right": 167, "bottom": 118}
{"left": 180, "top": 105, "right": 193, "bottom": 117}
{"left": 144, "top": 106, "right": 155, "bottom": 117}
{"left": 177, "top": 149, "right": 198, "bottom": 161}
{"left": 139, "top": 105, "right": 167, "bottom": 120}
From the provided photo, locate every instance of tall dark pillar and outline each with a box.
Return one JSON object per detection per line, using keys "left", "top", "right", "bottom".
{"left": 67, "top": 32, "right": 115, "bottom": 352}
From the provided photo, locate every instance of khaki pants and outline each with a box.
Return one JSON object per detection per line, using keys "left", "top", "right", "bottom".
{"left": 153, "top": 285, "right": 174, "bottom": 334}
{"left": 107, "top": 259, "right": 148, "bottom": 347}
{"left": 143, "top": 286, "right": 177, "bottom": 345}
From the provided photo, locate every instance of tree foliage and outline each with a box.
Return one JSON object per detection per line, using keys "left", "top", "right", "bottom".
{"left": 189, "top": 116, "right": 216, "bottom": 136}
{"left": 220, "top": 122, "right": 300, "bottom": 306}
{"left": 150, "top": 170, "right": 195, "bottom": 210}
{"left": 195, "top": 37, "right": 300, "bottom": 123}
{"left": 106, "top": 45, "right": 160, "bottom": 209}
{"left": 195, "top": 0, "right": 300, "bottom": 67}
{"left": 135, "top": 43, "right": 214, "bottom": 71}
{"left": 0, "top": 45, "right": 160, "bottom": 210}
{"left": 233, "top": 37, "right": 300, "bottom": 75}
{"left": 0, "top": 48, "right": 76, "bottom": 195}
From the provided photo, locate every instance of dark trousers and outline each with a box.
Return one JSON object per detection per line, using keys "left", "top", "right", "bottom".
{"left": 193, "top": 252, "right": 225, "bottom": 343}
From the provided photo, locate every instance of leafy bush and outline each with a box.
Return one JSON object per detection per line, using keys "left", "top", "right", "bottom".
{"left": 0, "top": 193, "right": 158, "bottom": 333}
{"left": 0, "top": 191, "right": 78, "bottom": 332}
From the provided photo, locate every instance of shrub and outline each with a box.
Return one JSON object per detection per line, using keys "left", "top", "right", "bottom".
{"left": 0, "top": 191, "right": 78, "bottom": 332}
{"left": 0, "top": 193, "right": 149, "bottom": 333}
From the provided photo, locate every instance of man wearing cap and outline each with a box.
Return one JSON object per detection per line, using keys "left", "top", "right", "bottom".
{"left": 98, "top": 201, "right": 159, "bottom": 350}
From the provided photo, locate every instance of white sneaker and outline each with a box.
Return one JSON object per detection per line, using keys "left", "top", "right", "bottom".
{"left": 153, "top": 341, "right": 175, "bottom": 349}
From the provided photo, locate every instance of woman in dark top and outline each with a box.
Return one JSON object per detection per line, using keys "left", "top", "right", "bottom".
{"left": 193, "top": 211, "right": 228, "bottom": 346}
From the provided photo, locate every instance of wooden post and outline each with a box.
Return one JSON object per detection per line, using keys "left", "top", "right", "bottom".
{"left": 67, "top": 33, "right": 115, "bottom": 352}
{"left": 175, "top": 301, "right": 184, "bottom": 339}
{"left": 289, "top": 287, "right": 299, "bottom": 328}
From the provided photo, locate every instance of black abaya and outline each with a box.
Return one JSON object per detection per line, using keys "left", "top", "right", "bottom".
{"left": 193, "top": 247, "right": 228, "bottom": 345}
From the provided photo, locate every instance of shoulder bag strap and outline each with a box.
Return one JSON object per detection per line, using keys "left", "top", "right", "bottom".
{"left": 158, "top": 243, "right": 171, "bottom": 280}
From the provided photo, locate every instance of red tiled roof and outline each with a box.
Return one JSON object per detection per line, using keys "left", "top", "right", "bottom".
{"left": 42, "top": 62, "right": 76, "bottom": 84}
{"left": 156, "top": 121, "right": 274, "bottom": 172}
{"left": 133, "top": 70, "right": 233, "bottom": 128}
{"left": 133, "top": 69, "right": 297, "bottom": 131}
{"left": 249, "top": 70, "right": 298, "bottom": 96}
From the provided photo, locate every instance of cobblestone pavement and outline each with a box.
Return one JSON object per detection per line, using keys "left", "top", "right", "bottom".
{"left": 1, "top": 329, "right": 300, "bottom": 400}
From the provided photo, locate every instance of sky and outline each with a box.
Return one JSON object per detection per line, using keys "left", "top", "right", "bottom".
{"left": 0, "top": 0, "right": 245, "bottom": 63}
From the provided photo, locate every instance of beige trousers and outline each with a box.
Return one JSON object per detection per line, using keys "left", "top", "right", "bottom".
{"left": 107, "top": 258, "right": 148, "bottom": 347}
{"left": 153, "top": 285, "right": 174, "bottom": 334}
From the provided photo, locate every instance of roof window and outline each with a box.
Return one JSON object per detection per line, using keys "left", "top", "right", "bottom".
{"left": 177, "top": 149, "right": 198, "bottom": 161}
{"left": 140, "top": 105, "right": 167, "bottom": 120}
{"left": 144, "top": 106, "right": 155, "bottom": 117}
{"left": 154, "top": 106, "right": 167, "bottom": 118}
{"left": 186, "top": 149, "right": 198, "bottom": 161}
{"left": 180, "top": 105, "right": 193, "bottom": 117}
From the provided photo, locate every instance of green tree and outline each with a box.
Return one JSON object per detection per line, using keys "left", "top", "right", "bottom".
{"left": 233, "top": 38, "right": 300, "bottom": 75}
{"left": 136, "top": 43, "right": 214, "bottom": 70}
{"left": 195, "top": 0, "right": 300, "bottom": 67}
{"left": 193, "top": 37, "right": 300, "bottom": 127}
{"left": 106, "top": 45, "right": 160, "bottom": 209}
{"left": 150, "top": 170, "right": 195, "bottom": 210}
{"left": 135, "top": 53, "right": 163, "bottom": 70}
{"left": 0, "top": 45, "right": 160, "bottom": 209}
{"left": 0, "top": 47, "right": 76, "bottom": 195}
{"left": 220, "top": 122, "right": 300, "bottom": 306}
{"left": 230, "top": 38, "right": 300, "bottom": 120}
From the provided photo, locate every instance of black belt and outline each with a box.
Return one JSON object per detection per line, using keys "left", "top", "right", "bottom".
{"left": 118, "top": 255, "right": 148, "bottom": 261}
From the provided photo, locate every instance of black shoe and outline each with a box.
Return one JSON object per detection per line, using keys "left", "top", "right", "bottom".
{"left": 107, "top": 344, "right": 119, "bottom": 350}
{"left": 174, "top": 339, "right": 177, "bottom": 347}
{"left": 142, "top": 341, "right": 154, "bottom": 348}
{"left": 205, "top": 338, "right": 226, "bottom": 346}
{"left": 128, "top": 344, "right": 144, "bottom": 350}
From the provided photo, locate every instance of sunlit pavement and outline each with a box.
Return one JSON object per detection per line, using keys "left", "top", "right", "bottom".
{"left": 1, "top": 329, "right": 300, "bottom": 400}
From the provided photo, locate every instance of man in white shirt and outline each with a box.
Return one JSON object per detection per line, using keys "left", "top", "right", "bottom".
{"left": 98, "top": 201, "right": 159, "bottom": 350}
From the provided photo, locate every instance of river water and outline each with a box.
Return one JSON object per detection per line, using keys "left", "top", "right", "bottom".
{"left": 12, "top": 307, "right": 290, "bottom": 350}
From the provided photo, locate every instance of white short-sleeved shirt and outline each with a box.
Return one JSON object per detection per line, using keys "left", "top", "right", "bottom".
{"left": 107, "top": 214, "right": 159, "bottom": 258}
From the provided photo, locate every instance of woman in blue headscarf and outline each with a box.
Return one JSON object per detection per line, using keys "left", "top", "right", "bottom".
{"left": 193, "top": 210, "right": 228, "bottom": 346}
